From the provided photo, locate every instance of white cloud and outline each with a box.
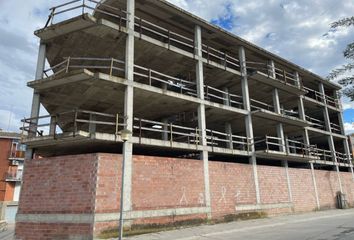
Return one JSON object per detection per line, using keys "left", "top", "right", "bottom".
{"left": 344, "top": 122, "right": 354, "bottom": 135}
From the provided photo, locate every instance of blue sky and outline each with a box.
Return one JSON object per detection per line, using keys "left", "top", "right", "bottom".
{"left": 0, "top": 0, "right": 354, "bottom": 133}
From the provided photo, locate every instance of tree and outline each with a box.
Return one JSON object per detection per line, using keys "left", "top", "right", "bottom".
{"left": 327, "top": 17, "right": 354, "bottom": 100}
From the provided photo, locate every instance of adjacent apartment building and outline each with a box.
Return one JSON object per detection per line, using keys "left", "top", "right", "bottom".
{"left": 15, "top": 0, "right": 354, "bottom": 239}
{"left": 0, "top": 131, "right": 25, "bottom": 224}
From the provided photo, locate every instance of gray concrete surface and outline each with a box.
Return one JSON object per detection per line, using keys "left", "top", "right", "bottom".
{"left": 0, "top": 224, "right": 14, "bottom": 240}
{"left": 127, "top": 209, "right": 354, "bottom": 240}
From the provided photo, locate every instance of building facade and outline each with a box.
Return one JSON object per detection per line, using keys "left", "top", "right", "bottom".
{"left": 0, "top": 131, "right": 25, "bottom": 224}
{"left": 15, "top": 0, "right": 354, "bottom": 239}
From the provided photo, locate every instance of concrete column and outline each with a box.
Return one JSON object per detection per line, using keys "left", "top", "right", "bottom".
{"left": 223, "top": 87, "right": 230, "bottom": 106}
{"left": 319, "top": 83, "right": 332, "bottom": 132}
{"left": 122, "top": 0, "right": 135, "bottom": 217}
{"left": 89, "top": 114, "right": 96, "bottom": 135}
{"left": 225, "top": 123, "right": 233, "bottom": 150}
{"left": 239, "top": 46, "right": 261, "bottom": 204}
{"left": 310, "top": 163, "right": 321, "bottom": 210}
{"left": 282, "top": 160, "right": 293, "bottom": 203}
{"left": 273, "top": 88, "right": 285, "bottom": 152}
{"left": 298, "top": 97, "right": 306, "bottom": 121}
{"left": 49, "top": 116, "right": 56, "bottom": 136}
{"left": 294, "top": 71, "right": 301, "bottom": 88}
{"left": 268, "top": 60, "right": 276, "bottom": 79}
{"left": 223, "top": 88, "right": 233, "bottom": 149}
{"left": 337, "top": 111, "right": 346, "bottom": 135}
{"left": 162, "top": 119, "right": 169, "bottom": 141}
{"left": 328, "top": 136, "right": 344, "bottom": 193}
{"left": 25, "top": 43, "right": 46, "bottom": 160}
{"left": 195, "top": 25, "right": 211, "bottom": 217}
{"left": 319, "top": 83, "right": 343, "bottom": 192}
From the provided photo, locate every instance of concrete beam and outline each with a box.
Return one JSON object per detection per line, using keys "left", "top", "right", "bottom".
{"left": 195, "top": 25, "right": 211, "bottom": 218}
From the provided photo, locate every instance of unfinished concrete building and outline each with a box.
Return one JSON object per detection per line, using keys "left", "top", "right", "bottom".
{"left": 16, "top": 0, "right": 354, "bottom": 239}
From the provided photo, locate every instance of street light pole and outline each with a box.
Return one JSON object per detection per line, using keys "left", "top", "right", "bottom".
{"left": 118, "top": 141, "right": 126, "bottom": 240}
{"left": 118, "top": 129, "right": 132, "bottom": 240}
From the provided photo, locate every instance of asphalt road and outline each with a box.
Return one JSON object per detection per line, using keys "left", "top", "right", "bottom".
{"left": 127, "top": 209, "right": 354, "bottom": 240}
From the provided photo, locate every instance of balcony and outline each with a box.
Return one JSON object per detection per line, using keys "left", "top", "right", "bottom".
{"left": 303, "top": 87, "right": 340, "bottom": 109}
{"left": 38, "top": 57, "right": 245, "bottom": 113}
{"left": 250, "top": 99, "right": 308, "bottom": 127}
{"left": 5, "top": 171, "right": 23, "bottom": 182}
{"left": 39, "top": 0, "right": 308, "bottom": 96}
{"left": 330, "top": 122, "right": 342, "bottom": 135}
{"left": 21, "top": 109, "right": 251, "bottom": 157}
{"left": 9, "top": 150, "right": 25, "bottom": 160}
{"left": 305, "top": 115, "right": 326, "bottom": 131}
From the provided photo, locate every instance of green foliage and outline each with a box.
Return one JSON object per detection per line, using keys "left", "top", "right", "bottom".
{"left": 328, "top": 17, "right": 354, "bottom": 100}
{"left": 331, "top": 17, "right": 354, "bottom": 28}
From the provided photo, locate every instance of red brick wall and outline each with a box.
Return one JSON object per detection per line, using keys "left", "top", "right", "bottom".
{"left": 18, "top": 154, "right": 98, "bottom": 214}
{"left": 315, "top": 170, "right": 341, "bottom": 209}
{"left": 95, "top": 154, "right": 122, "bottom": 213}
{"left": 15, "top": 223, "right": 92, "bottom": 240}
{"left": 258, "top": 165, "right": 289, "bottom": 204}
{"left": 340, "top": 172, "right": 354, "bottom": 206}
{"left": 15, "top": 153, "right": 354, "bottom": 239}
{"left": 289, "top": 168, "right": 317, "bottom": 212}
{"left": 209, "top": 161, "right": 257, "bottom": 218}
{"left": 132, "top": 155, "right": 205, "bottom": 210}
{"left": 0, "top": 139, "right": 13, "bottom": 201}
{"left": 16, "top": 154, "right": 98, "bottom": 240}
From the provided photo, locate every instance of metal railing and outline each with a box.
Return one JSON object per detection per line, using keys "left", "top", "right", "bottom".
{"left": 9, "top": 150, "right": 25, "bottom": 159}
{"left": 305, "top": 115, "right": 326, "bottom": 130}
{"left": 134, "top": 16, "right": 195, "bottom": 54}
{"left": 246, "top": 61, "right": 298, "bottom": 87}
{"left": 5, "top": 171, "right": 23, "bottom": 182}
{"left": 21, "top": 109, "right": 127, "bottom": 139}
{"left": 254, "top": 136, "right": 335, "bottom": 162}
{"left": 43, "top": 57, "right": 125, "bottom": 78}
{"left": 303, "top": 86, "right": 340, "bottom": 109}
{"left": 250, "top": 98, "right": 274, "bottom": 112}
{"left": 43, "top": 57, "right": 245, "bottom": 110}
{"left": 44, "top": 0, "right": 126, "bottom": 28}
{"left": 281, "top": 109, "right": 299, "bottom": 118}
{"left": 202, "top": 44, "right": 240, "bottom": 71}
{"left": 206, "top": 129, "right": 250, "bottom": 151}
{"left": 133, "top": 118, "right": 200, "bottom": 146}
{"left": 335, "top": 152, "right": 352, "bottom": 164}
{"left": 330, "top": 122, "right": 342, "bottom": 134}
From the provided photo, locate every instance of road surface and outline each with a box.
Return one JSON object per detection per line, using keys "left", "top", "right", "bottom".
{"left": 127, "top": 209, "right": 354, "bottom": 240}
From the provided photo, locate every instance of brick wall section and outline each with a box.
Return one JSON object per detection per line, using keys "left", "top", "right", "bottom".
{"left": 340, "top": 172, "right": 354, "bottom": 206}
{"left": 95, "top": 154, "right": 122, "bottom": 213}
{"left": 257, "top": 165, "right": 289, "bottom": 204}
{"left": 0, "top": 139, "right": 13, "bottom": 201}
{"left": 15, "top": 223, "right": 93, "bottom": 240}
{"left": 209, "top": 161, "right": 257, "bottom": 218}
{"left": 315, "top": 170, "right": 341, "bottom": 209}
{"left": 18, "top": 154, "right": 98, "bottom": 214}
{"left": 15, "top": 153, "right": 354, "bottom": 239}
{"left": 288, "top": 167, "right": 317, "bottom": 212}
{"left": 15, "top": 154, "right": 98, "bottom": 240}
{"left": 132, "top": 155, "right": 204, "bottom": 210}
